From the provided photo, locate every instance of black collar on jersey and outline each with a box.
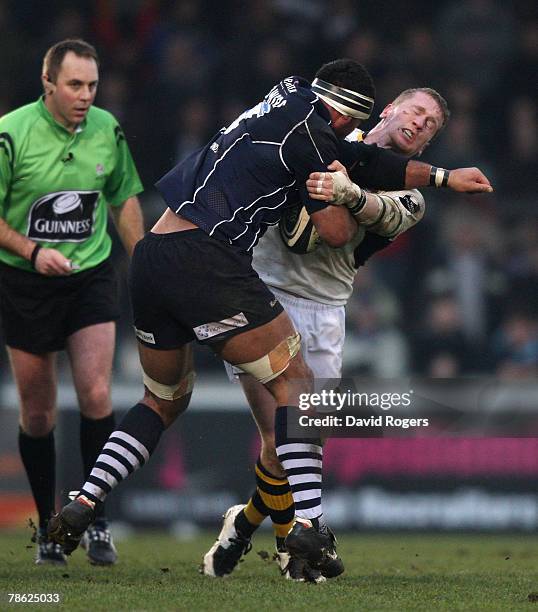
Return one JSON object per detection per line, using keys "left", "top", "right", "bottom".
{"left": 311, "top": 78, "right": 374, "bottom": 120}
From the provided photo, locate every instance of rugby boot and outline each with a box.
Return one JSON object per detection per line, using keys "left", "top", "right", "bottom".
{"left": 47, "top": 497, "right": 95, "bottom": 555}
{"left": 275, "top": 546, "right": 326, "bottom": 583}
{"left": 285, "top": 518, "right": 344, "bottom": 578}
{"left": 81, "top": 520, "right": 118, "bottom": 565}
{"left": 201, "top": 505, "right": 252, "bottom": 577}
{"left": 317, "top": 525, "right": 345, "bottom": 578}
{"left": 35, "top": 528, "right": 67, "bottom": 566}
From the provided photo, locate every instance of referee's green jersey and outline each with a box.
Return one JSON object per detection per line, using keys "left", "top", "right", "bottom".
{"left": 0, "top": 97, "right": 143, "bottom": 272}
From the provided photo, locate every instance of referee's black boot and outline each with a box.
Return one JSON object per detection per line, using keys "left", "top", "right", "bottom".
{"left": 36, "top": 528, "right": 67, "bottom": 566}
{"left": 81, "top": 520, "right": 118, "bottom": 565}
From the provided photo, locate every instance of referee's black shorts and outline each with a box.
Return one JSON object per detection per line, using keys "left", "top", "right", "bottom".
{"left": 130, "top": 229, "right": 284, "bottom": 350}
{"left": 0, "top": 258, "right": 120, "bottom": 354}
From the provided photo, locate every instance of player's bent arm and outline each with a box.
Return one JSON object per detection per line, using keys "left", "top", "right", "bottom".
{"left": 339, "top": 142, "right": 493, "bottom": 194}
{"left": 405, "top": 162, "right": 493, "bottom": 193}
{"left": 332, "top": 188, "right": 424, "bottom": 237}
{"left": 310, "top": 205, "right": 358, "bottom": 247}
{"left": 306, "top": 164, "right": 425, "bottom": 238}
{"left": 0, "top": 218, "right": 36, "bottom": 262}
{"left": 360, "top": 190, "right": 425, "bottom": 238}
{"left": 308, "top": 163, "right": 493, "bottom": 204}
{"left": 306, "top": 161, "right": 387, "bottom": 232}
{"left": 0, "top": 142, "right": 72, "bottom": 275}
{"left": 109, "top": 195, "right": 145, "bottom": 257}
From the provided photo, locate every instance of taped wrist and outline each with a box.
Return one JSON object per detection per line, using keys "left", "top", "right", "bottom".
{"left": 429, "top": 166, "right": 450, "bottom": 188}
{"left": 331, "top": 170, "right": 367, "bottom": 215}
{"left": 345, "top": 188, "right": 367, "bottom": 216}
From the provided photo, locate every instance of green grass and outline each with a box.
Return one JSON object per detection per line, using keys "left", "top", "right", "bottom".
{"left": 1, "top": 530, "right": 538, "bottom": 611}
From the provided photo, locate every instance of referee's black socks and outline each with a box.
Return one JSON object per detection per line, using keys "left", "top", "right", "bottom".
{"left": 18, "top": 428, "right": 56, "bottom": 530}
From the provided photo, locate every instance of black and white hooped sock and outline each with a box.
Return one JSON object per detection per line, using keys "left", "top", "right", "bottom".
{"left": 274, "top": 406, "right": 323, "bottom": 524}
{"left": 79, "top": 403, "right": 164, "bottom": 504}
{"left": 80, "top": 413, "right": 116, "bottom": 518}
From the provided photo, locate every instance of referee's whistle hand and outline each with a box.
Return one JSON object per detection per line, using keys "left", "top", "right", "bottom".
{"left": 34, "top": 248, "right": 75, "bottom": 276}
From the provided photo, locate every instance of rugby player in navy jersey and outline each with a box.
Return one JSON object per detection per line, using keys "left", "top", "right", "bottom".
{"left": 207, "top": 88, "right": 457, "bottom": 582}
{"left": 49, "top": 59, "right": 492, "bottom": 577}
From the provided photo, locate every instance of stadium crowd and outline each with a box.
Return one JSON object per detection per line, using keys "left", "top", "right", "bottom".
{"left": 0, "top": 0, "right": 536, "bottom": 380}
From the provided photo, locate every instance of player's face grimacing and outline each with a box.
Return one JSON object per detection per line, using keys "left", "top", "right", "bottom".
{"left": 379, "top": 91, "right": 442, "bottom": 156}
{"left": 43, "top": 51, "right": 99, "bottom": 132}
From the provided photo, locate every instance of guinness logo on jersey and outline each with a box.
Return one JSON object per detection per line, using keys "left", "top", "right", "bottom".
{"left": 28, "top": 191, "right": 99, "bottom": 242}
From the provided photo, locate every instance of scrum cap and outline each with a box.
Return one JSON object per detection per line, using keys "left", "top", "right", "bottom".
{"left": 311, "top": 78, "right": 374, "bottom": 120}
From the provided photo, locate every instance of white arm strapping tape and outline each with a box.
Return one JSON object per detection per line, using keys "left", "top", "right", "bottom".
{"left": 326, "top": 172, "right": 425, "bottom": 238}
{"left": 330, "top": 171, "right": 363, "bottom": 206}
{"left": 362, "top": 189, "right": 425, "bottom": 238}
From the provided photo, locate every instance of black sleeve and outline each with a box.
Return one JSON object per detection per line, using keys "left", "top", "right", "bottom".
{"left": 281, "top": 119, "right": 339, "bottom": 214}
{"left": 338, "top": 141, "right": 408, "bottom": 191}
{"left": 353, "top": 232, "right": 392, "bottom": 268}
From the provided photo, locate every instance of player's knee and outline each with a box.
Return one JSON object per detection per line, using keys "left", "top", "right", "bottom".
{"left": 286, "top": 351, "right": 312, "bottom": 381}
{"left": 142, "top": 391, "right": 191, "bottom": 428}
{"left": 78, "top": 381, "right": 111, "bottom": 418}
{"left": 237, "top": 332, "right": 301, "bottom": 384}
{"left": 276, "top": 350, "right": 313, "bottom": 395}
{"left": 143, "top": 370, "right": 196, "bottom": 402}
{"left": 21, "top": 411, "right": 55, "bottom": 437}
{"left": 142, "top": 370, "right": 196, "bottom": 427}
{"left": 18, "top": 383, "right": 51, "bottom": 411}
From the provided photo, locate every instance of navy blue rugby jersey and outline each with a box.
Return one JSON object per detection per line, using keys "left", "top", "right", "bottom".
{"left": 156, "top": 76, "right": 338, "bottom": 252}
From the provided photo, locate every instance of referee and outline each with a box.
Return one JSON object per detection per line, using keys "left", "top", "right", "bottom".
{"left": 0, "top": 39, "right": 144, "bottom": 566}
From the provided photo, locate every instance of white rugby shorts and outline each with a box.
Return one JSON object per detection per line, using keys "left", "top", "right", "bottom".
{"left": 224, "top": 286, "right": 345, "bottom": 384}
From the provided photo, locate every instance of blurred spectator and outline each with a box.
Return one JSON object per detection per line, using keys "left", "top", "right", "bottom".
{"left": 0, "top": 3, "right": 30, "bottom": 108}
{"left": 275, "top": 0, "right": 325, "bottom": 50}
{"left": 435, "top": 0, "right": 516, "bottom": 94}
{"left": 344, "top": 30, "right": 386, "bottom": 82}
{"left": 174, "top": 98, "right": 213, "bottom": 163}
{"left": 502, "top": 96, "right": 538, "bottom": 195}
{"left": 344, "top": 269, "right": 409, "bottom": 377}
{"left": 45, "top": 7, "right": 89, "bottom": 45}
{"left": 412, "top": 294, "right": 481, "bottom": 375}
{"left": 244, "top": 38, "right": 296, "bottom": 99}
{"left": 158, "top": 33, "right": 214, "bottom": 98}
{"left": 98, "top": 72, "right": 130, "bottom": 123}
{"left": 503, "top": 219, "right": 538, "bottom": 314}
{"left": 433, "top": 108, "right": 491, "bottom": 174}
{"left": 321, "top": 0, "right": 359, "bottom": 49}
{"left": 401, "top": 25, "right": 442, "bottom": 88}
{"left": 501, "top": 19, "right": 538, "bottom": 99}
{"left": 425, "top": 204, "right": 506, "bottom": 343}
{"left": 491, "top": 311, "right": 538, "bottom": 379}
